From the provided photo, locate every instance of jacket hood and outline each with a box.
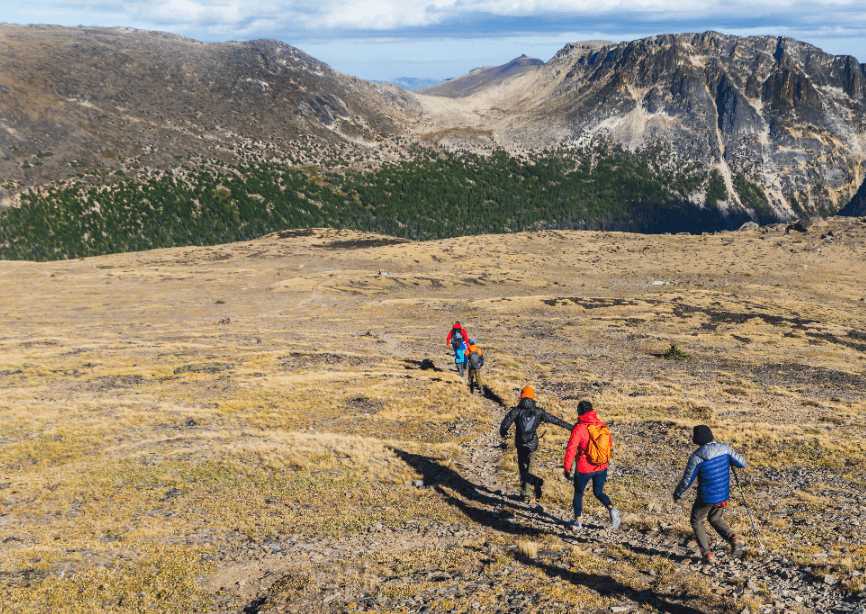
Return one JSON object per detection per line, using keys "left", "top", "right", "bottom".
{"left": 578, "top": 410, "right": 603, "bottom": 425}
{"left": 517, "top": 398, "right": 536, "bottom": 411}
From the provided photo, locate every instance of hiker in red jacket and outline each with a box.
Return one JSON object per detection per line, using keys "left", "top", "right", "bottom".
{"left": 445, "top": 321, "right": 470, "bottom": 348}
{"left": 563, "top": 400, "right": 621, "bottom": 532}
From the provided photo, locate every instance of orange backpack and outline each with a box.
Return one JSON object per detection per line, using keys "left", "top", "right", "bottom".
{"left": 585, "top": 424, "right": 612, "bottom": 466}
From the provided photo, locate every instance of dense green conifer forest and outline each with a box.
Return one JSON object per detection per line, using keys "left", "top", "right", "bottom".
{"left": 0, "top": 147, "right": 758, "bottom": 260}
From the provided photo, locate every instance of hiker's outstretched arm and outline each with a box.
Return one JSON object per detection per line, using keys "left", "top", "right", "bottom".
{"left": 541, "top": 410, "right": 573, "bottom": 431}
{"left": 674, "top": 453, "right": 701, "bottom": 499}
{"left": 499, "top": 408, "right": 517, "bottom": 438}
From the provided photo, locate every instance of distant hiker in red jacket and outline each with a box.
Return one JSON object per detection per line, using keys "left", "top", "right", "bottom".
{"left": 446, "top": 321, "right": 470, "bottom": 349}
{"left": 446, "top": 321, "right": 470, "bottom": 376}
{"left": 563, "top": 400, "right": 621, "bottom": 532}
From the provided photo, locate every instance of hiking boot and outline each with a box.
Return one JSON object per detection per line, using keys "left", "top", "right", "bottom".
{"left": 608, "top": 507, "right": 622, "bottom": 530}
{"left": 567, "top": 518, "right": 583, "bottom": 532}
{"left": 701, "top": 551, "right": 715, "bottom": 564}
{"left": 730, "top": 540, "right": 744, "bottom": 558}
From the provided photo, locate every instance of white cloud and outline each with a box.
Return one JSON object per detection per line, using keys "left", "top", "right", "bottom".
{"left": 2, "top": 0, "right": 865, "bottom": 73}
{"left": 311, "top": 0, "right": 459, "bottom": 29}
{"left": 4, "top": 0, "right": 866, "bottom": 34}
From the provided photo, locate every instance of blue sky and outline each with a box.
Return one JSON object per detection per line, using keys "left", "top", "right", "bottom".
{"left": 2, "top": 1, "right": 865, "bottom": 81}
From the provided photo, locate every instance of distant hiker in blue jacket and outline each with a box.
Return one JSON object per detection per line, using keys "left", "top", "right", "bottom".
{"left": 674, "top": 425, "right": 747, "bottom": 563}
{"left": 446, "top": 322, "right": 469, "bottom": 377}
{"left": 453, "top": 340, "right": 468, "bottom": 377}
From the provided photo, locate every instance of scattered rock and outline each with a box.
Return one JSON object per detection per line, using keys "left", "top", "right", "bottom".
{"left": 345, "top": 395, "right": 384, "bottom": 414}
{"left": 162, "top": 487, "right": 182, "bottom": 501}
{"left": 89, "top": 374, "right": 144, "bottom": 390}
{"left": 173, "top": 362, "right": 232, "bottom": 375}
{"left": 786, "top": 218, "right": 814, "bottom": 233}
{"left": 738, "top": 221, "right": 760, "bottom": 231}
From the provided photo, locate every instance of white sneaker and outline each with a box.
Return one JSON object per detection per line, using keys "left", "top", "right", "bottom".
{"left": 609, "top": 507, "right": 622, "bottom": 530}
{"left": 567, "top": 518, "right": 583, "bottom": 532}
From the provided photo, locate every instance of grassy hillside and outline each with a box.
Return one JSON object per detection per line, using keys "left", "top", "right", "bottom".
{"left": 1, "top": 222, "right": 864, "bottom": 611}
{"left": 0, "top": 147, "right": 755, "bottom": 261}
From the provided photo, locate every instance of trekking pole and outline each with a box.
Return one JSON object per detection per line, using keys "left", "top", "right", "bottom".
{"left": 733, "top": 468, "right": 765, "bottom": 551}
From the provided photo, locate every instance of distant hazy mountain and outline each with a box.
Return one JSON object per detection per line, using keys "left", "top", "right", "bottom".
{"left": 390, "top": 77, "right": 443, "bottom": 91}
{"left": 421, "top": 54, "right": 545, "bottom": 97}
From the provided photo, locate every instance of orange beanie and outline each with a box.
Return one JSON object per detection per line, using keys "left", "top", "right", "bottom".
{"left": 519, "top": 385, "right": 536, "bottom": 400}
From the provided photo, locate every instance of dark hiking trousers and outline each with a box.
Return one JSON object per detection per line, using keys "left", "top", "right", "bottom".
{"left": 516, "top": 446, "right": 543, "bottom": 499}
{"left": 572, "top": 469, "right": 612, "bottom": 517}
{"left": 468, "top": 367, "right": 483, "bottom": 392}
{"left": 691, "top": 499, "right": 735, "bottom": 553}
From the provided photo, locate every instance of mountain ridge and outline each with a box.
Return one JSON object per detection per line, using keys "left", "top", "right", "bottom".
{"left": 414, "top": 31, "right": 866, "bottom": 220}
{"left": 0, "top": 24, "right": 416, "bottom": 194}
{"left": 421, "top": 54, "right": 545, "bottom": 97}
{"left": 2, "top": 25, "right": 866, "bottom": 259}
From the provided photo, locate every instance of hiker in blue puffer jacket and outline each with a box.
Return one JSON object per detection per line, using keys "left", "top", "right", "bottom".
{"left": 674, "top": 425, "right": 747, "bottom": 563}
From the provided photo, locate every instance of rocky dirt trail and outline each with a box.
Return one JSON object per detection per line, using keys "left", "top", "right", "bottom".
{"left": 408, "top": 375, "right": 866, "bottom": 614}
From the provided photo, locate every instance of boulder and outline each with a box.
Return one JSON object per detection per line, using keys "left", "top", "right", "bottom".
{"left": 786, "top": 218, "right": 813, "bottom": 233}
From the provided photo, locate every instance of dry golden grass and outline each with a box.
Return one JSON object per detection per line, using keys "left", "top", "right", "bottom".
{"left": 1, "top": 221, "right": 865, "bottom": 611}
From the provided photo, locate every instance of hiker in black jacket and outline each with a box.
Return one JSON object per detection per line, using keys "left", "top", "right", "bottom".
{"left": 499, "top": 385, "right": 573, "bottom": 504}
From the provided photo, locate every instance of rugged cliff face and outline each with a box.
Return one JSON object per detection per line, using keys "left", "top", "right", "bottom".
{"left": 839, "top": 178, "right": 866, "bottom": 216}
{"left": 558, "top": 33, "right": 866, "bottom": 218}
{"left": 417, "top": 32, "right": 866, "bottom": 220}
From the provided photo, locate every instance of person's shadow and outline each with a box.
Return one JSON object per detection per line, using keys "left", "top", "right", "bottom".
{"left": 481, "top": 385, "right": 507, "bottom": 408}
{"left": 393, "top": 448, "right": 707, "bottom": 613}
{"left": 392, "top": 448, "right": 567, "bottom": 536}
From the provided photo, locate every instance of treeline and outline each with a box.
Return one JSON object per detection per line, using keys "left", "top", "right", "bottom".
{"left": 0, "top": 146, "right": 755, "bottom": 261}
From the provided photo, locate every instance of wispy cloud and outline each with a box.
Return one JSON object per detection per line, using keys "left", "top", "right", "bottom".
{"left": 3, "top": 1, "right": 865, "bottom": 79}
{"left": 5, "top": 0, "right": 866, "bottom": 36}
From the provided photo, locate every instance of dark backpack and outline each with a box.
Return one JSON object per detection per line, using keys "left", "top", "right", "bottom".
{"left": 516, "top": 409, "right": 541, "bottom": 445}
{"left": 450, "top": 331, "right": 464, "bottom": 350}
{"left": 469, "top": 352, "right": 484, "bottom": 369}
